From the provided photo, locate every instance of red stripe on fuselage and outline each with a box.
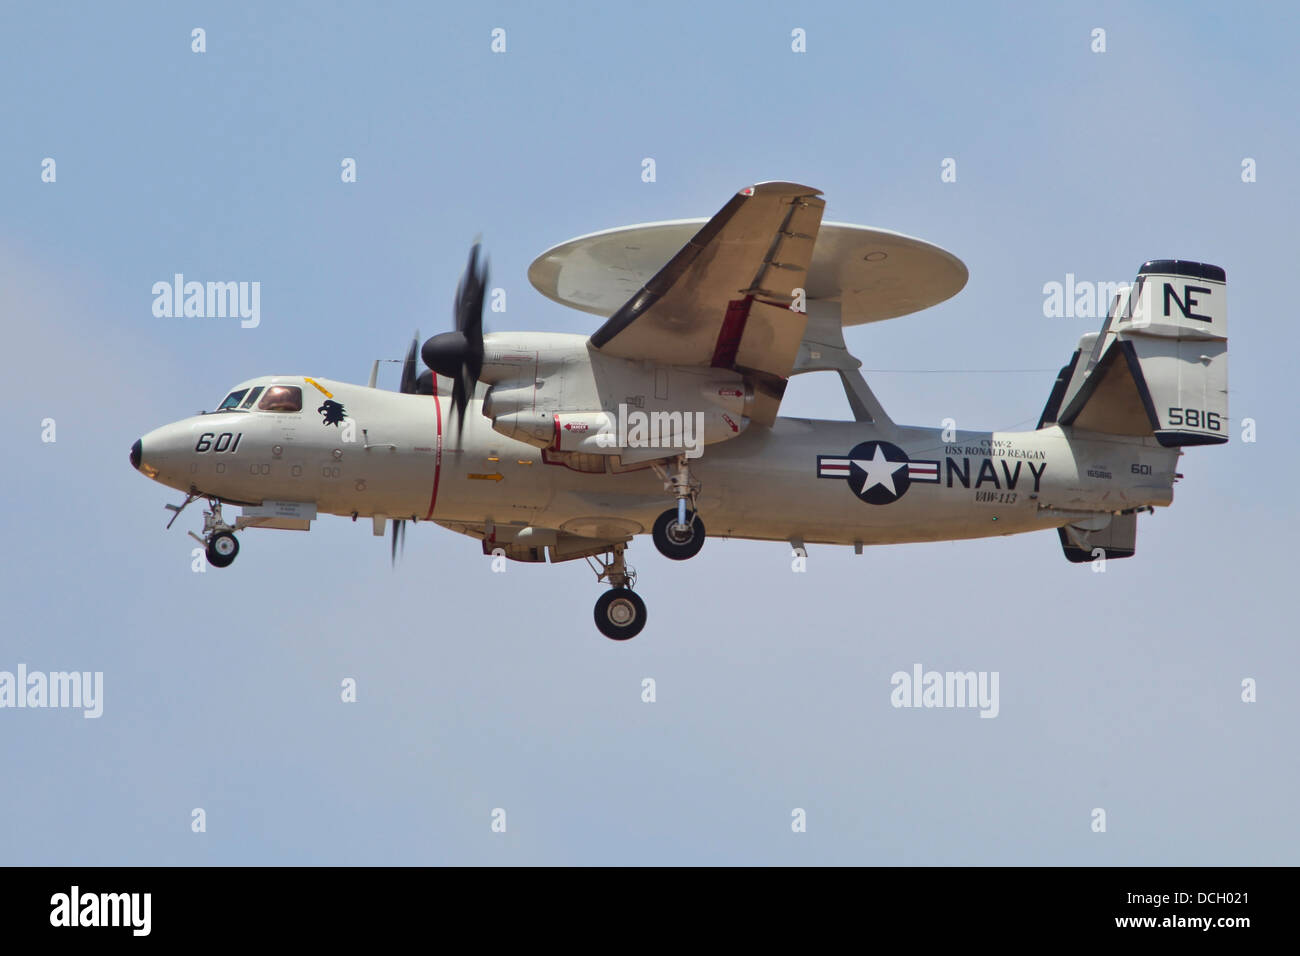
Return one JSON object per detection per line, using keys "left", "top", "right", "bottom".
{"left": 424, "top": 383, "right": 444, "bottom": 520}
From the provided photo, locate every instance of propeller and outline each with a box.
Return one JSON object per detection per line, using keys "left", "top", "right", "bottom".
{"left": 422, "top": 241, "right": 488, "bottom": 444}
{"left": 389, "top": 241, "right": 488, "bottom": 566}
{"left": 390, "top": 515, "right": 405, "bottom": 565}
{"left": 397, "top": 332, "right": 436, "bottom": 396}
{"left": 398, "top": 333, "right": 420, "bottom": 394}
{"left": 389, "top": 332, "right": 427, "bottom": 562}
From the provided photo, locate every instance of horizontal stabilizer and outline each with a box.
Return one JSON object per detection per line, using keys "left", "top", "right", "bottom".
{"left": 1058, "top": 512, "right": 1137, "bottom": 563}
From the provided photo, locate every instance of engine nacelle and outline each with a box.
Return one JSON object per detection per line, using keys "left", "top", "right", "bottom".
{"left": 553, "top": 411, "right": 617, "bottom": 452}
{"left": 489, "top": 409, "right": 554, "bottom": 448}
{"left": 481, "top": 356, "right": 753, "bottom": 457}
{"left": 490, "top": 404, "right": 750, "bottom": 456}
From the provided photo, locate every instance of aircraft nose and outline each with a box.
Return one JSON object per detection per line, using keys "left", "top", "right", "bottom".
{"left": 130, "top": 438, "right": 142, "bottom": 470}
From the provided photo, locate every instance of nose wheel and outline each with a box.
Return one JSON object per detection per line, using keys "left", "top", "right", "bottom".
{"left": 172, "top": 495, "right": 242, "bottom": 569}
{"left": 587, "top": 543, "right": 646, "bottom": 640}
{"left": 205, "top": 530, "right": 240, "bottom": 568}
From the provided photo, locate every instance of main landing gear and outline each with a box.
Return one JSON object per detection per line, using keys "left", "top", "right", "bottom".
{"left": 587, "top": 543, "right": 645, "bottom": 640}
{"left": 167, "top": 492, "right": 241, "bottom": 569}
{"left": 588, "top": 454, "right": 707, "bottom": 639}
{"left": 651, "top": 454, "right": 706, "bottom": 561}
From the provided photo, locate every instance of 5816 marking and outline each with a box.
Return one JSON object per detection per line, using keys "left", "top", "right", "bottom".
{"left": 1167, "top": 408, "right": 1222, "bottom": 431}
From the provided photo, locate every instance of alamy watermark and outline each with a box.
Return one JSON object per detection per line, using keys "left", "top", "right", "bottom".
{"left": 50, "top": 886, "right": 150, "bottom": 936}
{"left": 594, "top": 404, "right": 707, "bottom": 458}
{"left": 0, "top": 665, "right": 103, "bottom": 718}
{"left": 1043, "top": 275, "right": 1131, "bottom": 319}
{"left": 890, "top": 663, "right": 999, "bottom": 718}
{"left": 152, "top": 274, "right": 260, "bottom": 328}
{"left": 1042, "top": 274, "right": 1163, "bottom": 326}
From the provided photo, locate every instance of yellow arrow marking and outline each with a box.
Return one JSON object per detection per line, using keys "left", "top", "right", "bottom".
{"left": 304, "top": 377, "right": 333, "bottom": 398}
{"left": 468, "top": 473, "right": 504, "bottom": 482}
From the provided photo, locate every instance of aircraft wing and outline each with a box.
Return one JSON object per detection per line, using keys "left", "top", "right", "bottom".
{"left": 586, "top": 182, "right": 826, "bottom": 424}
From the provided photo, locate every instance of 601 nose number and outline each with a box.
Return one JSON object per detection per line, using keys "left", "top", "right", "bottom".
{"left": 195, "top": 432, "right": 243, "bottom": 453}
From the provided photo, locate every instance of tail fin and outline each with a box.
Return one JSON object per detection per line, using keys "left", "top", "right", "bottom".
{"left": 1039, "top": 260, "right": 1227, "bottom": 445}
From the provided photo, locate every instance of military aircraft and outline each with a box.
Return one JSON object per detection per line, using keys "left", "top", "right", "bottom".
{"left": 130, "top": 182, "right": 1228, "bottom": 639}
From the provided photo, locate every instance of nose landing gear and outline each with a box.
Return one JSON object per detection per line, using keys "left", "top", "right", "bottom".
{"left": 587, "top": 543, "right": 645, "bottom": 640}
{"left": 193, "top": 501, "right": 240, "bottom": 568}
{"left": 167, "top": 492, "right": 241, "bottom": 569}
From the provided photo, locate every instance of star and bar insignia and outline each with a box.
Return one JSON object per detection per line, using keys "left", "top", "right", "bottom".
{"left": 817, "top": 440, "right": 940, "bottom": 505}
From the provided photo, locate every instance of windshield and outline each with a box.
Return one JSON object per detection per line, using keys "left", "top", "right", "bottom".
{"left": 258, "top": 385, "right": 302, "bottom": 412}
{"left": 216, "top": 388, "right": 248, "bottom": 411}
{"left": 215, "top": 384, "right": 300, "bottom": 412}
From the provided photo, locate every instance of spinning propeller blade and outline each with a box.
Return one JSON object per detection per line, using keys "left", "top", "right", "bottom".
{"left": 390, "top": 517, "right": 405, "bottom": 566}
{"left": 398, "top": 333, "right": 420, "bottom": 394}
{"left": 422, "top": 241, "right": 488, "bottom": 446}
{"left": 390, "top": 242, "right": 489, "bottom": 566}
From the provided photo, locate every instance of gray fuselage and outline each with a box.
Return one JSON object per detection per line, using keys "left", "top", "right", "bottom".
{"left": 137, "top": 376, "right": 1181, "bottom": 550}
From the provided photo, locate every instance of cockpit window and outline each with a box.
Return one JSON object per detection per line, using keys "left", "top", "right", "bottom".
{"left": 217, "top": 389, "right": 249, "bottom": 410}
{"left": 239, "top": 386, "right": 264, "bottom": 409}
{"left": 258, "top": 385, "right": 302, "bottom": 412}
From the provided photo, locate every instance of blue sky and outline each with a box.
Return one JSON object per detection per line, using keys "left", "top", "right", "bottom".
{"left": 1, "top": 1, "right": 1296, "bottom": 864}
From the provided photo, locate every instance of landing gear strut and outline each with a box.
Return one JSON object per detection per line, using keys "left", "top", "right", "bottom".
{"left": 587, "top": 543, "right": 645, "bottom": 640}
{"left": 177, "top": 497, "right": 241, "bottom": 569}
{"left": 651, "top": 454, "right": 706, "bottom": 560}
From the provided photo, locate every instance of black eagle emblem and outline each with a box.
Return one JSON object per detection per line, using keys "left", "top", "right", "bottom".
{"left": 318, "top": 400, "right": 347, "bottom": 426}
